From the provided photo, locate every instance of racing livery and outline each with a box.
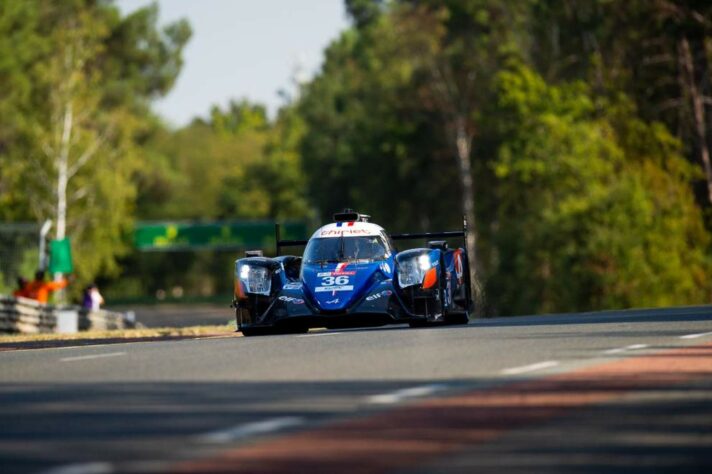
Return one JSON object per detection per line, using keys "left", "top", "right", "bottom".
{"left": 232, "top": 210, "right": 472, "bottom": 336}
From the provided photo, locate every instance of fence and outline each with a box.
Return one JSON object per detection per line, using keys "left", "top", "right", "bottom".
{"left": 0, "top": 295, "right": 135, "bottom": 334}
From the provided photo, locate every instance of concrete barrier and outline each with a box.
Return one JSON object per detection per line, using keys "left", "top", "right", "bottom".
{"left": 0, "top": 295, "right": 135, "bottom": 334}
{"left": 55, "top": 309, "right": 79, "bottom": 333}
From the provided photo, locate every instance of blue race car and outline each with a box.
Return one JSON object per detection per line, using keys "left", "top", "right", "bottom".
{"left": 232, "top": 210, "right": 472, "bottom": 336}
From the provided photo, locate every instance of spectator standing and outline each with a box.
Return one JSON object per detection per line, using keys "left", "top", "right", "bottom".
{"left": 24, "top": 270, "right": 69, "bottom": 304}
{"left": 83, "top": 283, "right": 104, "bottom": 310}
{"left": 13, "top": 277, "right": 29, "bottom": 298}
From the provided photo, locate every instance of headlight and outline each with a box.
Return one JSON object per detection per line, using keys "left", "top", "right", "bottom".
{"left": 237, "top": 263, "right": 272, "bottom": 295}
{"left": 397, "top": 257, "right": 424, "bottom": 288}
{"left": 397, "top": 250, "right": 438, "bottom": 289}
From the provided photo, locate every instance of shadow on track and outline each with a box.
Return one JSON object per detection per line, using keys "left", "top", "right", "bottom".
{"left": 471, "top": 305, "right": 712, "bottom": 328}
{"left": 2, "top": 365, "right": 712, "bottom": 473}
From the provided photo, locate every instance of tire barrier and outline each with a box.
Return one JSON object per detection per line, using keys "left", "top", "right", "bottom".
{"left": 0, "top": 295, "right": 135, "bottom": 334}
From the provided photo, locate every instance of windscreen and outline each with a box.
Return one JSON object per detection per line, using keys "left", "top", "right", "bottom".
{"left": 304, "top": 236, "right": 389, "bottom": 263}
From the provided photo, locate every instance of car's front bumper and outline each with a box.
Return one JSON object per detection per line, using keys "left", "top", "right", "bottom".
{"left": 235, "top": 280, "right": 432, "bottom": 330}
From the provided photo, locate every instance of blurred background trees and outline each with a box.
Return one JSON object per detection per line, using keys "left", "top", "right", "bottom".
{"left": 0, "top": 0, "right": 190, "bottom": 285}
{"left": 299, "top": 0, "right": 712, "bottom": 315}
{"left": 1, "top": 0, "right": 710, "bottom": 314}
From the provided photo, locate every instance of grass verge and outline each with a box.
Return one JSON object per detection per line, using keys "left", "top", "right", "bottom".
{"left": 0, "top": 324, "right": 237, "bottom": 345}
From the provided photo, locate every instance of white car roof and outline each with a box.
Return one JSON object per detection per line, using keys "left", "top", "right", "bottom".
{"left": 310, "top": 221, "right": 385, "bottom": 239}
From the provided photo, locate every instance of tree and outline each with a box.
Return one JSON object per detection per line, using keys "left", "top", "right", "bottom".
{"left": 298, "top": 0, "right": 712, "bottom": 315}
{"left": 490, "top": 64, "right": 711, "bottom": 314}
{"left": 0, "top": 1, "right": 45, "bottom": 221}
{"left": 38, "top": 2, "right": 109, "bottom": 244}
{"left": 0, "top": 0, "right": 191, "bottom": 285}
{"left": 299, "top": 24, "right": 460, "bottom": 231}
{"left": 529, "top": 0, "right": 712, "bottom": 209}
{"left": 137, "top": 99, "right": 310, "bottom": 221}
{"left": 300, "top": 1, "right": 529, "bottom": 311}
{"left": 388, "top": 1, "right": 530, "bottom": 308}
{"left": 115, "top": 99, "right": 311, "bottom": 300}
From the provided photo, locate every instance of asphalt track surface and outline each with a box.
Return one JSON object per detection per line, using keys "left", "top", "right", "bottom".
{"left": 106, "top": 304, "right": 231, "bottom": 328}
{"left": 1, "top": 305, "right": 712, "bottom": 473}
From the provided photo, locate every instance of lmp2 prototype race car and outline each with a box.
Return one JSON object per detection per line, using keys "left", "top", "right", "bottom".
{"left": 232, "top": 210, "right": 473, "bottom": 336}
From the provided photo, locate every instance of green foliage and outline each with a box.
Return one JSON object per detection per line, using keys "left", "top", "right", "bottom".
{"left": 2, "top": 0, "right": 710, "bottom": 312}
{"left": 136, "top": 99, "right": 310, "bottom": 221}
{"left": 298, "top": 10, "right": 459, "bottom": 231}
{"left": 299, "top": 1, "right": 711, "bottom": 314}
{"left": 0, "top": 248, "right": 37, "bottom": 295}
{"left": 0, "top": 0, "right": 190, "bottom": 290}
{"left": 121, "top": 100, "right": 311, "bottom": 299}
{"left": 529, "top": 0, "right": 712, "bottom": 216}
{"left": 489, "top": 64, "right": 711, "bottom": 314}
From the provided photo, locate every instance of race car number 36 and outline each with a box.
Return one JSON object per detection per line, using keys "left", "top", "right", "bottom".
{"left": 321, "top": 276, "right": 349, "bottom": 286}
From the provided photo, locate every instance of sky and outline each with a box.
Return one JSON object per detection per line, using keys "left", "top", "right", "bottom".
{"left": 116, "top": 0, "right": 349, "bottom": 127}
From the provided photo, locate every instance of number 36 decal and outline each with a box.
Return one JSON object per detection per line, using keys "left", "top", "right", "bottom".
{"left": 321, "top": 275, "right": 349, "bottom": 286}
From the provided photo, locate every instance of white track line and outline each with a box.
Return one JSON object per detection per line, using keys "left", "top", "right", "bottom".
{"left": 367, "top": 384, "right": 448, "bottom": 404}
{"left": 197, "top": 417, "right": 304, "bottom": 444}
{"left": 680, "top": 331, "right": 712, "bottom": 340}
{"left": 501, "top": 360, "right": 560, "bottom": 375}
{"left": 296, "top": 332, "right": 343, "bottom": 338}
{"left": 603, "top": 344, "right": 648, "bottom": 355}
{"left": 40, "top": 462, "right": 113, "bottom": 474}
{"left": 60, "top": 352, "right": 126, "bottom": 362}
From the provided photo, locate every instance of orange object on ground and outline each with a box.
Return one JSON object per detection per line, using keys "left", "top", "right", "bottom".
{"left": 23, "top": 279, "right": 69, "bottom": 303}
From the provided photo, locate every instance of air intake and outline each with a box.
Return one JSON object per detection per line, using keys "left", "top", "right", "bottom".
{"left": 333, "top": 209, "right": 370, "bottom": 223}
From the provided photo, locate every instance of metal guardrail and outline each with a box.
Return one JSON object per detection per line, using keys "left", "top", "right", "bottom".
{"left": 0, "top": 295, "right": 135, "bottom": 334}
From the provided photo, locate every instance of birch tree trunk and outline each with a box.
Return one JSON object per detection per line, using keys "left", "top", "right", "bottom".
{"left": 679, "top": 37, "right": 712, "bottom": 205}
{"left": 453, "top": 115, "right": 481, "bottom": 315}
{"left": 56, "top": 102, "right": 73, "bottom": 241}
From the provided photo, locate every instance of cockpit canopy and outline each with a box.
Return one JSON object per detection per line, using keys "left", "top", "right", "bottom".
{"left": 303, "top": 235, "right": 391, "bottom": 264}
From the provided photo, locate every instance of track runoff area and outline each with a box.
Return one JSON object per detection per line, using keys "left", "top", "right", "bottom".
{"left": 1, "top": 305, "right": 711, "bottom": 473}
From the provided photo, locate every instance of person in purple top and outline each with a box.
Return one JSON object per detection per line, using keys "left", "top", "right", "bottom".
{"left": 82, "top": 283, "right": 104, "bottom": 310}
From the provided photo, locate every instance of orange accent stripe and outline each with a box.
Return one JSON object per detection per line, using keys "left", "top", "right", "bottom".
{"left": 422, "top": 267, "right": 437, "bottom": 289}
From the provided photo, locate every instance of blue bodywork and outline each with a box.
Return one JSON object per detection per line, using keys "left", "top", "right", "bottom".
{"left": 233, "top": 217, "right": 471, "bottom": 333}
{"left": 301, "top": 259, "right": 394, "bottom": 312}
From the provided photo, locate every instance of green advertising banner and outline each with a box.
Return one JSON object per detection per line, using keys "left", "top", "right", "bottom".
{"left": 49, "top": 238, "right": 74, "bottom": 274}
{"left": 134, "top": 220, "right": 308, "bottom": 252}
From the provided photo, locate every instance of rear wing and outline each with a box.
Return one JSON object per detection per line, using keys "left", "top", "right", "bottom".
{"left": 275, "top": 216, "right": 470, "bottom": 255}
{"left": 275, "top": 224, "right": 308, "bottom": 256}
